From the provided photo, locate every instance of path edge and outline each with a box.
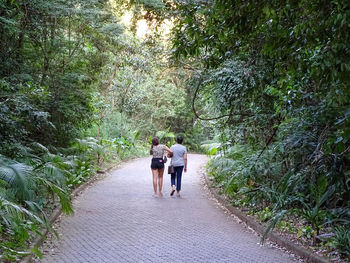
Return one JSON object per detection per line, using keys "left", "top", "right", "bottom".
{"left": 20, "top": 162, "right": 122, "bottom": 263}
{"left": 203, "top": 172, "right": 330, "bottom": 263}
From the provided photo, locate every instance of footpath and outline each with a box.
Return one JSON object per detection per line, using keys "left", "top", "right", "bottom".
{"left": 37, "top": 154, "right": 299, "bottom": 263}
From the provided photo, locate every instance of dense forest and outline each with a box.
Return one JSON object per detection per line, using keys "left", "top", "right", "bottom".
{"left": 0, "top": 0, "right": 349, "bottom": 261}
{"left": 170, "top": 0, "right": 350, "bottom": 260}
{"left": 0, "top": 0, "right": 202, "bottom": 260}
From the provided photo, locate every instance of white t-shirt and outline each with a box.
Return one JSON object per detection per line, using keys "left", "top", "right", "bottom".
{"left": 170, "top": 144, "right": 187, "bottom": 167}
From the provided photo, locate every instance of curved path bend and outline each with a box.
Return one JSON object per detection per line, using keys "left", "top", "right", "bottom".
{"left": 39, "top": 154, "right": 298, "bottom": 263}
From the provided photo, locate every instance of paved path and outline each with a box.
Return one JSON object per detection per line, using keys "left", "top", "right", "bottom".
{"left": 39, "top": 154, "right": 298, "bottom": 263}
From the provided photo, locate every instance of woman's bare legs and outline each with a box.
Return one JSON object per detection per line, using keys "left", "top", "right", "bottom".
{"left": 158, "top": 168, "right": 165, "bottom": 196}
{"left": 151, "top": 169, "right": 158, "bottom": 196}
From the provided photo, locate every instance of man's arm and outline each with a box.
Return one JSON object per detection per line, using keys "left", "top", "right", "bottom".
{"left": 184, "top": 153, "right": 187, "bottom": 172}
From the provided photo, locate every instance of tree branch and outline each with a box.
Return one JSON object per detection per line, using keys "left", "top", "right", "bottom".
{"left": 191, "top": 76, "right": 258, "bottom": 121}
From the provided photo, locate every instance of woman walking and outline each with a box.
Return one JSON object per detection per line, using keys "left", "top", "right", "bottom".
{"left": 170, "top": 136, "right": 187, "bottom": 197}
{"left": 150, "top": 137, "right": 173, "bottom": 197}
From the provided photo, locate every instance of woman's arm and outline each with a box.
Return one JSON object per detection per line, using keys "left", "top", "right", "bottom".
{"left": 165, "top": 146, "right": 173, "bottom": 157}
{"left": 184, "top": 153, "right": 187, "bottom": 172}
{"left": 164, "top": 146, "right": 173, "bottom": 154}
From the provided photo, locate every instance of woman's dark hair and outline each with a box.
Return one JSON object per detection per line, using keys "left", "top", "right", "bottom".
{"left": 150, "top": 137, "right": 159, "bottom": 155}
{"left": 152, "top": 137, "right": 159, "bottom": 146}
{"left": 176, "top": 135, "right": 183, "bottom": 144}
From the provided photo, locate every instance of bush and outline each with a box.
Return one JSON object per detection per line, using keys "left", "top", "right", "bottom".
{"left": 333, "top": 226, "right": 350, "bottom": 257}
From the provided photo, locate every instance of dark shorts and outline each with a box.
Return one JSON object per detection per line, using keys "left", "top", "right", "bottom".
{"left": 151, "top": 158, "right": 164, "bottom": 170}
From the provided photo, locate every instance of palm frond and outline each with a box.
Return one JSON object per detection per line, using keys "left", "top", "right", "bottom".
{"left": 0, "top": 161, "right": 34, "bottom": 202}
{"left": 0, "top": 197, "right": 43, "bottom": 227}
{"left": 35, "top": 162, "right": 66, "bottom": 184}
{"left": 34, "top": 177, "right": 73, "bottom": 215}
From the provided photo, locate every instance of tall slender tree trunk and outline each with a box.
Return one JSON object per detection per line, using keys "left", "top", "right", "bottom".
{"left": 96, "top": 62, "right": 118, "bottom": 139}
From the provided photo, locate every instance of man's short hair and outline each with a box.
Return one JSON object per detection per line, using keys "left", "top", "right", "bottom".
{"left": 176, "top": 135, "right": 183, "bottom": 144}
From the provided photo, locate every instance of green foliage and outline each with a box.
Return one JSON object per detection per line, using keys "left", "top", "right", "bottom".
{"left": 0, "top": 160, "right": 34, "bottom": 203}
{"left": 0, "top": 158, "right": 49, "bottom": 259}
{"left": 298, "top": 181, "right": 335, "bottom": 235}
{"left": 0, "top": 0, "right": 205, "bottom": 259}
{"left": 155, "top": 130, "right": 175, "bottom": 146}
{"left": 201, "top": 142, "right": 220, "bottom": 157}
{"left": 333, "top": 226, "right": 350, "bottom": 257}
{"left": 256, "top": 207, "right": 273, "bottom": 223}
{"left": 0, "top": 134, "right": 138, "bottom": 259}
{"left": 29, "top": 245, "right": 43, "bottom": 260}
{"left": 173, "top": 0, "right": 350, "bottom": 253}
{"left": 262, "top": 210, "right": 288, "bottom": 242}
{"left": 276, "top": 220, "right": 295, "bottom": 233}
{"left": 297, "top": 226, "right": 316, "bottom": 240}
{"left": 0, "top": 0, "right": 125, "bottom": 147}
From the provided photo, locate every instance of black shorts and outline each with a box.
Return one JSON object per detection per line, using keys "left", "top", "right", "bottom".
{"left": 151, "top": 158, "right": 164, "bottom": 170}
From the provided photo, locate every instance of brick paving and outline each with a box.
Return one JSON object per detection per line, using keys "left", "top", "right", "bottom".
{"left": 38, "top": 154, "right": 299, "bottom": 263}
